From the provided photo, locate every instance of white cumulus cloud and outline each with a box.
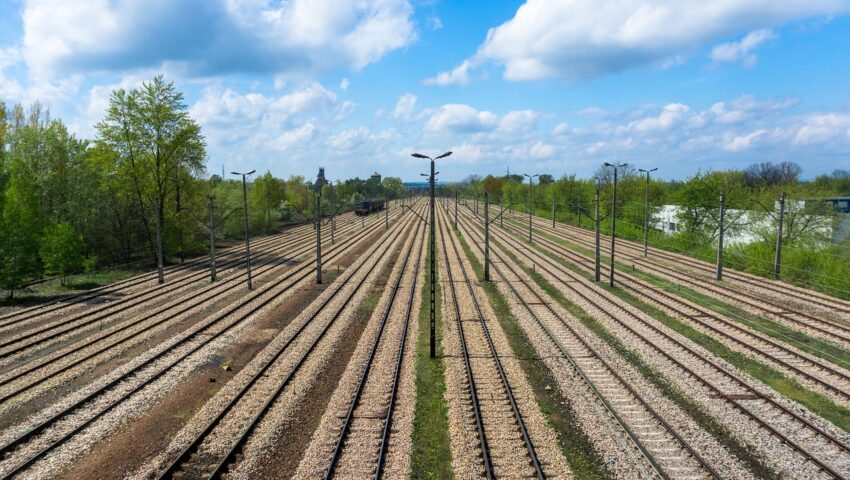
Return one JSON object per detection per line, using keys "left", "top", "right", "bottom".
{"left": 711, "top": 29, "right": 777, "bottom": 68}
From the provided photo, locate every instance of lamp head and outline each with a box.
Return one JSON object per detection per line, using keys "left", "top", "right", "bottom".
{"left": 411, "top": 153, "right": 429, "bottom": 159}
{"left": 436, "top": 151, "right": 453, "bottom": 159}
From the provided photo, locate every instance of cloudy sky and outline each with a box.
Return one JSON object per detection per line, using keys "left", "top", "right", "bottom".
{"left": 1, "top": 0, "right": 850, "bottom": 181}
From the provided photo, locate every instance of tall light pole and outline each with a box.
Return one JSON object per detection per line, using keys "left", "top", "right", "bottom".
{"left": 231, "top": 169, "right": 256, "bottom": 290}
{"left": 413, "top": 150, "right": 452, "bottom": 359}
{"left": 314, "top": 168, "right": 328, "bottom": 284}
{"left": 604, "top": 162, "right": 628, "bottom": 288}
{"left": 638, "top": 167, "right": 658, "bottom": 257}
{"left": 523, "top": 173, "right": 539, "bottom": 242}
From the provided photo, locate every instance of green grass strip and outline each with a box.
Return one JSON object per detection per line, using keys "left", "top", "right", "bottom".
{"left": 454, "top": 226, "right": 609, "bottom": 479}
{"left": 490, "top": 237, "right": 780, "bottom": 479}
{"left": 505, "top": 224, "right": 850, "bottom": 434}
{"left": 411, "top": 237, "right": 453, "bottom": 480}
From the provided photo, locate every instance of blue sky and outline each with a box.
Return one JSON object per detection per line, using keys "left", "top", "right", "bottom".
{"left": 2, "top": 1, "right": 850, "bottom": 182}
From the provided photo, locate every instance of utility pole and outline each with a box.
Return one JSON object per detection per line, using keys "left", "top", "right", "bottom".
{"left": 414, "top": 150, "right": 452, "bottom": 360}
{"left": 330, "top": 183, "right": 336, "bottom": 245}
{"left": 774, "top": 191, "right": 785, "bottom": 279}
{"left": 385, "top": 193, "right": 389, "bottom": 229}
{"left": 716, "top": 192, "right": 725, "bottom": 281}
{"left": 639, "top": 167, "right": 658, "bottom": 256}
{"left": 231, "top": 169, "right": 256, "bottom": 290}
{"left": 552, "top": 192, "right": 556, "bottom": 228}
{"left": 208, "top": 195, "right": 217, "bottom": 282}
{"left": 594, "top": 184, "right": 601, "bottom": 282}
{"left": 524, "top": 173, "right": 538, "bottom": 242}
{"left": 605, "top": 163, "right": 627, "bottom": 288}
{"left": 484, "top": 192, "right": 490, "bottom": 282}
{"left": 454, "top": 191, "right": 458, "bottom": 229}
{"left": 315, "top": 168, "right": 327, "bottom": 284}
{"left": 155, "top": 202, "right": 164, "bottom": 284}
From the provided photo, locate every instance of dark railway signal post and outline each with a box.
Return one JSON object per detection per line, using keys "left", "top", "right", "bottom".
{"left": 413, "top": 150, "right": 452, "bottom": 359}
{"left": 523, "top": 173, "right": 539, "bottom": 242}
{"left": 315, "top": 168, "right": 328, "bottom": 284}
{"left": 208, "top": 195, "right": 217, "bottom": 282}
{"left": 604, "top": 162, "right": 627, "bottom": 288}
{"left": 638, "top": 167, "right": 657, "bottom": 257}
{"left": 484, "top": 192, "right": 490, "bottom": 281}
{"left": 231, "top": 169, "right": 256, "bottom": 290}
{"left": 716, "top": 192, "right": 725, "bottom": 280}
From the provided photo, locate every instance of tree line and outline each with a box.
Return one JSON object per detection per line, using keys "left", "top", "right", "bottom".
{"left": 0, "top": 76, "right": 404, "bottom": 299}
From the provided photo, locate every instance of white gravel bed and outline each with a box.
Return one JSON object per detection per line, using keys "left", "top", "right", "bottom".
{"left": 458, "top": 213, "right": 755, "bottom": 479}
{"left": 293, "top": 220, "right": 425, "bottom": 479}
{"left": 504, "top": 229, "right": 850, "bottom": 479}
{"left": 520, "top": 211, "right": 850, "bottom": 322}
{"left": 496, "top": 218, "right": 850, "bottom": 410}
{"left": 528, "top": 216, "right": 850, "bottom": 334}
{"left": 0, "top": 222, "right": 357, "bottom": 409}
{"left": 0, "top": 211, "right": 392, "bottom": 479}
{"left": 124, "top": 208, "right": 419, "bottom": 480}
{"left": 437, "top": 209, "right": 572, "bottom": 480}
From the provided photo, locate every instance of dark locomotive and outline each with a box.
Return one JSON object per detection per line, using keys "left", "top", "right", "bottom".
{"left": 354, "top": 199, "right": 386, "bottom": 216}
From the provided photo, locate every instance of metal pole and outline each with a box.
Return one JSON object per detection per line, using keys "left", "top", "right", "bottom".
{"left": 552, "top": 191, "right": 556, "bottom": 228}
{"left": 155, "top": 201, "right": 165, "bottom": 284}
{"left": 528, "top": 176, "right": 534, "bottom": 242}
{"left": 643, "top": 172, "right": 650, "bottom": 256}
{"left": 385, "top": 194, "right": 389, "bottom": 229}
{"left": 610, "top": 168, "right": 618, "bottom": 288}
{"left": 774, "top": 191, "right": 785, "bottom": 279}
{"left": 595, "top": 186, "right": 601, "bottom": 282}
{"left": 716, "top": 192, "right": 725, "bottom": 281}
{"left": 331, "top": 186, "right": 336, "bottom": 245}
{"left": 208, "top": 195, "right": 216, "bottom": 282}
{"left": 429, "top": 158, "right": 436, "bottom": 359}
{"left": 454, "top": 191, "right": 458, "bottom": 229}
{"left": 316, "top": 192, "right": 322, "bottom": 284}
{"left": 484, "top": 192, "right": 490, "bottom": 282}
{"left": 241, "top": 174, "right": 253, "bottom": 290}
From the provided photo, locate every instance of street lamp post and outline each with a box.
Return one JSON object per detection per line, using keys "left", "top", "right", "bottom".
{"left": 231, "top": 169, "right": 256, "bottom": 290}
{"left": 638, "top": 167, "right": 658, "bottom": 257}
{"left": 523, "top": 173, "right": 539, "bottom": 242}
{"left": 603, "top": 163, "right": 627, "bottom": 288}
{"left": 413, "top": 150, "right": 452, "bottom": 360}
{"left": 593, "top": 177, "right": 602, "bottom": 282}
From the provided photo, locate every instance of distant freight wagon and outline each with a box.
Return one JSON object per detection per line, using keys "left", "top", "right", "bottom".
{"left": 354, "top": 199, "right": 386, "bottom": 216}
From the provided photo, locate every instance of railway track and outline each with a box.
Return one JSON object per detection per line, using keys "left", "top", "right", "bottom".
{"left": 0, "top": 214, "right": 357, "bottom": 340}
{"left": 320, "top": 207, "right": 425, "bottom": 478}
{"left": 437, "top": 207, "right": 547, "bottom": 480}
{"left": 0, "top": 211, "right": 368, "bottom": 368}
{"left": 456, "top": 206, "right": 723, "bottom": 479}
{"left": 483, "top": 209, "right": 850, "bottom": 478}
{"left": 0, "top": 203, "right": 415, "bottom": 479}
{"left": 153, "top": 202, "right": 420, "bottom": 479}
{"left": 491, "top": 212, "right": 850, "bottom": 406}
{"left": 513, "top": 213, "right": 850, "bottom": 346}
{"left": 514, "top": 209, "right": 850, "bottom": 318}
{"left": 0, "top": 218, "right": 325, "bottom": 327}
{"left": 0, "top": 210, "right": 387, "bottom": 406}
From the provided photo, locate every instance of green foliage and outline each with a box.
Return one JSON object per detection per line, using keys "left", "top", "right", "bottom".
{"left": 39, "top": 222, "right": 84, "bottom": 285}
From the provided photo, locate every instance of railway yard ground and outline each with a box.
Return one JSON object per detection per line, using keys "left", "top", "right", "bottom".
{"left": 1, "top": 197, "right": 849, "bottom": 480}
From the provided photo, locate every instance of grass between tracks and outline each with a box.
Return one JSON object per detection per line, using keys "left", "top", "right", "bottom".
{"left": 493, "top": 232, "right": 781, "bottom": 478}
{"left": 411, "top": 238, "right": 453, "bottom": 480}
{"left": 518, "top": 220, "right": 850, "bottom": 372}
{"left": 1, "top": 269, "right": 139, "bottom": 305}
{"left": 454, "top": 226, "right": 609, "bottom": 479}
{"left": 515, "top": 224, "right": 850, "bottom": 433}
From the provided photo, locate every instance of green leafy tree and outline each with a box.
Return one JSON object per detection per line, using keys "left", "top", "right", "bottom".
{"left": 40, "top": 222, "right": 84, "bottom": 285}
{"left": 97, "top": 75, "right": 206, "bottom": 283}
{"left": 0, "top": 181, "right": 41, "bottom": 298}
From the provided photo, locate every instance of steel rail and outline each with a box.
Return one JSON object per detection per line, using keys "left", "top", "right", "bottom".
{"left": 0, "top": 205, "right": 402, "bottom": 479}
{"left": 439, "top": 208, "right": 545, "bottom": 480}
{"left": 324, "top": 215, "right": 425, "bottom": 479}
{"left": 487, "top": 210, "right": 849, "bottom": 479}
{"left": 494, "top": 215, "right": 850, "bottom": 401}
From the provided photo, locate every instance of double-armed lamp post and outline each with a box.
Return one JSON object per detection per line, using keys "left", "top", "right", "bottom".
{"left": 413, "top": 150, "right": 452, "bottom": 359}
{"left": 231, "top": 169, "right": 256, "bottom": 290}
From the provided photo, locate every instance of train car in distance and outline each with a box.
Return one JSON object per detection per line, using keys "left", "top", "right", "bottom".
{"left": 354, "top": 199, "right": 386, "bottom": 216}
